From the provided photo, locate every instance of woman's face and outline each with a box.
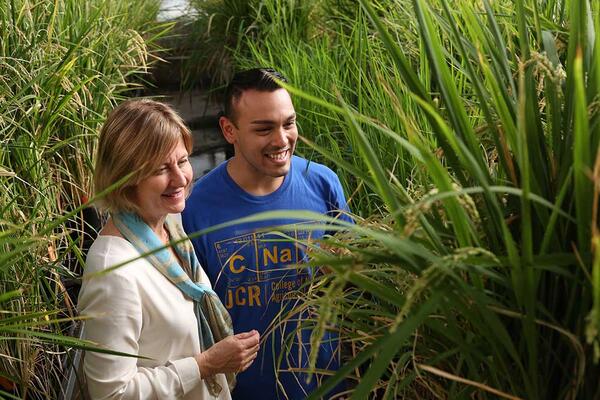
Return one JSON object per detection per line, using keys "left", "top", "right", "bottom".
{"left": 133, "top": 138, "right": 192, "bottom": 224}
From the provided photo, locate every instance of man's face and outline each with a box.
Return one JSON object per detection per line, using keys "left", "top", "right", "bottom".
{"left": 221, "top": 88, "right": 298, "bottom": 180}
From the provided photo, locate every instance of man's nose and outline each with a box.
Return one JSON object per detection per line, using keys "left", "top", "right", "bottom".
{"left": 271, "top": 126, "right": 288, "bottom": 147}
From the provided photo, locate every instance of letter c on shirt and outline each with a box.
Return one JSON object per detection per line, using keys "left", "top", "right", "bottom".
{"left": 229, "top": 254, "right": 246, "bottom": 273}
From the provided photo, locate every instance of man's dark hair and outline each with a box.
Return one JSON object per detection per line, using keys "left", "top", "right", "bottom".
{"left": 223, "top": 68, "right": 288, "bottom": 122}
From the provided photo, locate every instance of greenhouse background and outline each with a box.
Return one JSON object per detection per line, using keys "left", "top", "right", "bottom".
{"left": 1, "top": 0, "right": 599, "bottom": 398}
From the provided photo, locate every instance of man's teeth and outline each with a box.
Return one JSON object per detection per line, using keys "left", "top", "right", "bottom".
{"left": 267, "top": 151, "right": 287, "bottom": 161}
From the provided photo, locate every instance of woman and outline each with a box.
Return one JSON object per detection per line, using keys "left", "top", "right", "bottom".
{"left": 78, "top": 99, "right": 259, "bottom": 399}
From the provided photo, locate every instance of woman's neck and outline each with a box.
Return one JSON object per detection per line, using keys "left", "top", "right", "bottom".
{"left": 134, "top": 211, "right": 168, "bottom": 241}
{"left": 101, "top": 214, "right": 169, "bottom": 243}
{"left": 147, "top": 219, "right": 168, "bottom": 242}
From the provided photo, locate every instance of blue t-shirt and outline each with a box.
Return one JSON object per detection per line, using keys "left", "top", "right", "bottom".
{"left": 182, "top": 156, "right": 351, "bottom": 400}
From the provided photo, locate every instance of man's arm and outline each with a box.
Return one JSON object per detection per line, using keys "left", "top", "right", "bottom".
{"left": 327, "top": 171, "right": 354, "bottom": 224}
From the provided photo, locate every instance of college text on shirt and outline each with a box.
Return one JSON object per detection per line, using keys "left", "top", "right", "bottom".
{"left": 213, "top": 222, "right": 319, "bottom": 309}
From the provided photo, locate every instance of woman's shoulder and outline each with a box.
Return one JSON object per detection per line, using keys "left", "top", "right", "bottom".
{"left": 98, "top": 218, "right": 122, "bottom": 237}
{"left": 84, "top": 235, "right": 141, "bottom": 276}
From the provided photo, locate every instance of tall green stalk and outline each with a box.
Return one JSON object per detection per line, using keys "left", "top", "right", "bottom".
{"left": 0, "top": 0, "right": 168, "bottom": 397}
{"left": 213, "top": 0, "right": 600, "bottom": 397}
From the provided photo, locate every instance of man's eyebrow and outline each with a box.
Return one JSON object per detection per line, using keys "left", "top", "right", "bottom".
{"left": 250, "top": 113, "right": 296, "bottom": 124}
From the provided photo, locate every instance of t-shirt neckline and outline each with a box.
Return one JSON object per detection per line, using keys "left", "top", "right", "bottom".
{"left": 219, "top": 157, "right": 295, "bottom": 204}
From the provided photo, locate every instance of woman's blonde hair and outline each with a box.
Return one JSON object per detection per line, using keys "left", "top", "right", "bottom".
{"left": 94, "top": 99, "right": 193, "bottom": 214}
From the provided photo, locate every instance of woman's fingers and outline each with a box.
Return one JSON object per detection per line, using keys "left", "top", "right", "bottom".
{"left": 246, "top": 343, "right": 260, "bottom": 354}
{"left": 236, "top": 345, "right": 258, "bottom": 367}
{"left": 234, "top": 329, "right": 256, "bottom": 338}
{"left": 237, "top": 330, "right": 260, "bottom": 348}
{"left": 236, "top": 341, "right": 259, "bottom": 372}
{"left": 240, "top": 350, "right": 258, "bottom": 372}
{"left": 240, "top": 359, "right": 254, "bottom": 372}
{"left": 196, "top": 330, "right": 263, "bottom": 377}
{"left": 244, "top": 345, "right": 259, "bottom": 360}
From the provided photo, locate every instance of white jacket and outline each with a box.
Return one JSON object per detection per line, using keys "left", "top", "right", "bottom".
{"left": 79, "top": 235, "right": 231, "bottom": 400}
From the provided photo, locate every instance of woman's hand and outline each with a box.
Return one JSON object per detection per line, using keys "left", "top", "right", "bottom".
{"left": 195, "top": 330, "right": 260, "bottom": 379}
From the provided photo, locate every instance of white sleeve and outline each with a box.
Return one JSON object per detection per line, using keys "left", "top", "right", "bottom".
{"left": 79, "top": 258, "right": 202, "bottom": 400}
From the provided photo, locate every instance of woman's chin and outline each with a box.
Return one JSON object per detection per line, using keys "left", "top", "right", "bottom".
{"left": 169, "top": 202, "right": 186, "bottom": 214}
{"left": 158, "top": 198, "right": 186, "bottom": 215}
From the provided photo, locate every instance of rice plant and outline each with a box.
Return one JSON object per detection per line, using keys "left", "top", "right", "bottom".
{"left": 181, "top": 0, "right": 324, "bottom": 89}
{"left": 232, "top": 0, "right": 427, "bottom": 217}
{"left": 225, "top": 0, "right": 600, "bottom": 398}
{"left": 0, "top": 0, "right": 168, "bottom": 397}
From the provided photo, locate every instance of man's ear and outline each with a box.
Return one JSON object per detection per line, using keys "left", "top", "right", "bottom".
{"left": 219, "top": 116, "right": 236, "bottom": 145}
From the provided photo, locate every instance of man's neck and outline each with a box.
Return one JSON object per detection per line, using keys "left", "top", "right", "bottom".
{"left": 226, "top": 158, "right": 285, "bottom": 196}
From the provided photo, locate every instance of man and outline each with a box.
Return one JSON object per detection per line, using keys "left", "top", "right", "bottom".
{"left": 182, "top": 68, "right": 351, "bottom": 399}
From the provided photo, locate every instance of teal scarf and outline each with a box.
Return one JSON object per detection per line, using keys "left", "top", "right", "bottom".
{"left": 112, "top": 212, "right": 235, "bottom": 396}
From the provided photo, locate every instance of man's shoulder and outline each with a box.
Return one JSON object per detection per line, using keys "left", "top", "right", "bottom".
{"left": 291, "top": 156, "right": 339, "bottom": 182}
{"left": 291, "top": 156, "right": 343, "bottom": 196}
{"left": 188, "top": 161, "right": 228, "bottom": 200}
{"left": 183, "top": 161, "right": 229, "bottom": 227}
